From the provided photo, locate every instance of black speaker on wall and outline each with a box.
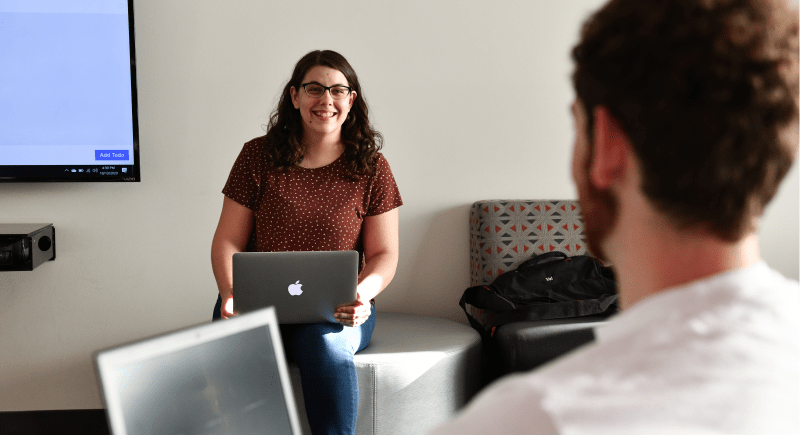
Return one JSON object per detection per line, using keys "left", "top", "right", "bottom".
{"left": 0, "top": 224, "right": 56, "bottom": 271}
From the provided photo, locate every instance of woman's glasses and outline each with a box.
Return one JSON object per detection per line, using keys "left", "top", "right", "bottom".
{"left": 298, "top": 83, "right": 353, "bottom": 100}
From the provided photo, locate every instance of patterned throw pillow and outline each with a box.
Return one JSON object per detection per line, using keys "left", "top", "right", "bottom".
{"left": 469, "top": 200, "right": 587, "bottom": 286}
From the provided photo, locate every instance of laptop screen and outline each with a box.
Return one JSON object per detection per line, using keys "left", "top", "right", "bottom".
{"left": 95, "top": 307, "right": 301, "bottom": 435}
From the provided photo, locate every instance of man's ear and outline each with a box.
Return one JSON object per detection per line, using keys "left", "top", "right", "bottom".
{"left": 590, "top": 106, "right": 632, "bottom": 189}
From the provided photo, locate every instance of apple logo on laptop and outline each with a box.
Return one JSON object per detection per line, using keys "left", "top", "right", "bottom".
{"left": 288, "top": 280, "right": 303, "bottom": 296}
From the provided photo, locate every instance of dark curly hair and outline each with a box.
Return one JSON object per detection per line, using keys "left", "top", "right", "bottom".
{"left": 572, "top": 0, "right": 799, "bottom": 241}
{"left": 262, "top": 50, "right": 382, "bottom": 180}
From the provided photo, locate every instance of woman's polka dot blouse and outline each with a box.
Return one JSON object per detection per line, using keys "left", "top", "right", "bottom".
{"left": 222, "top": 136, "right": 403, "bottom": 257}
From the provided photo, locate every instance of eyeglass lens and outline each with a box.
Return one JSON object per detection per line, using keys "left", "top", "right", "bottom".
{"left": 304, "top": 84, "right": 350, "bottom": 99}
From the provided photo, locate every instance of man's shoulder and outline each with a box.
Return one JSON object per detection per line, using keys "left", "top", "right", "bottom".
{"left": 606, "top": 262, "right": 798, "bottom": 337}
{"left": 533, "top": 262, "right": 800, "bottom": 430}
{"left": 674, "top": 262, "right": 799, "bottom": 332}
{"left": 599, "top": 262, "right": 798, "bottom": 352}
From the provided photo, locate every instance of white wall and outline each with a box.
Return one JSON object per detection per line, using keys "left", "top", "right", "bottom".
{"left": 1, "top": 0, "right": 797, "bottom": 411}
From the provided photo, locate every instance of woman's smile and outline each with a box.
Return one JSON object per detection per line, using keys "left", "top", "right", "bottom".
{"left": 312, "top": 109, "right": 337, "bottom": 120}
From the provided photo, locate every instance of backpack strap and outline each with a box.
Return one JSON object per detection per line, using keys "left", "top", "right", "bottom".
{"left": 488, "top": 294, "right": 619, "bottom": 329}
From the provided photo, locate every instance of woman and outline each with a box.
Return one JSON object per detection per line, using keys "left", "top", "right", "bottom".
{"left": 210, "top": 50, "right": 402, "bottom": 435}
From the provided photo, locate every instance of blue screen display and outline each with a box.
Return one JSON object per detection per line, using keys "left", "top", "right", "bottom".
{"left": 0, "top": 0, "right": 140, "bottom": 181}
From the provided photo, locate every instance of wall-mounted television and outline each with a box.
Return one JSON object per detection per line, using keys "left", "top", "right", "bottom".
{"left": 0, "top": 0, "right": 140, "bottom": 182}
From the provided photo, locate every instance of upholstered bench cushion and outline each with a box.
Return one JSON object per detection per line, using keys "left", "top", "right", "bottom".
{"left": 289, "top": 312, "right": 483, "bottom": 435}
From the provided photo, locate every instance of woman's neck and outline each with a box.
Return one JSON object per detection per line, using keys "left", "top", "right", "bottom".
{"left": 300, "top": 134, "right": 344, "bottom": 169}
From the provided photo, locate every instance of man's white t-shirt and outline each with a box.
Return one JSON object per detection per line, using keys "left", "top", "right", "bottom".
{"left": 429, "top": 262, "right": 799, "bottom": 435}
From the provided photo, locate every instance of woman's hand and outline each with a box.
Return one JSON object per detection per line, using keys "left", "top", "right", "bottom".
{"left": 220, "top": 290, "right": 235, "bottom": 319}
{"left": 335, "top": 293, "right": 372, "bottom": 327}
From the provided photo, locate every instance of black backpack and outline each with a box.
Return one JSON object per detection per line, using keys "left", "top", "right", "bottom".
{"left": 460, "top": 251, "right": 619, "bottom": 338}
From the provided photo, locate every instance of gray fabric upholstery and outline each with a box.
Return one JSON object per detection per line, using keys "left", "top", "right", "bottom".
{"left": 288, "top": 312, "right": 483, "bottom": 435}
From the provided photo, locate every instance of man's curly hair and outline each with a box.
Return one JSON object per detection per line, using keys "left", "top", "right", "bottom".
{"left": 261, "top": 50, "right": 382, "bottom": 180}
{"left": 572, "top": 0, "right": 799, "bottom": 241}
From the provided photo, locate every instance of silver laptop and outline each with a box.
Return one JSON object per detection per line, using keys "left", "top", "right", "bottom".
{"left": 94, "top": 307, "right": 302, "bottom": 435}
{"left": 233, "top": 250, "right": 359, "bottom": 323}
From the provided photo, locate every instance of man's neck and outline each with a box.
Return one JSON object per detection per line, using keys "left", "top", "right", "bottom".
{"left": 609, "top": 214, "right": 762, "bottom": 310}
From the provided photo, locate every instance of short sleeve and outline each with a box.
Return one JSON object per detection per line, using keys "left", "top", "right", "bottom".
{"left": 366, "top": 154, "right": 403, "bottom": 216}
{"left": 222, "top": 138, "right": 264, "bottom": 210}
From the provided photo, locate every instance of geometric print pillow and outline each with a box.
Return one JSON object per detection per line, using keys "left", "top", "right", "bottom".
{"left": 469, "top": 200, "right": 587, "bottom": 286}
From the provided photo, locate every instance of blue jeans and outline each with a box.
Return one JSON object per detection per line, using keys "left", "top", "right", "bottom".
{"left": 212, "top": 296, "right": 376, "bottom": 435}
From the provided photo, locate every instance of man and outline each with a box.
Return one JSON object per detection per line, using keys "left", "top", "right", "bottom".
{"left": 430, "top": 0, "right": 799, "bottom": 433}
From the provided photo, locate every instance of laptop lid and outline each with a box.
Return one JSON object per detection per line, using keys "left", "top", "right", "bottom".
{"left": 94, "top": 307, "right": 302, "bottom": 435}
{"left": 233, "top": 250, "right": 359, "bottom": 323}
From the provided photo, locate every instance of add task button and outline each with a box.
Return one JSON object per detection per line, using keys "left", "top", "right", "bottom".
{"left": 95, "top": 150, "right": 130, "bottom": 160}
